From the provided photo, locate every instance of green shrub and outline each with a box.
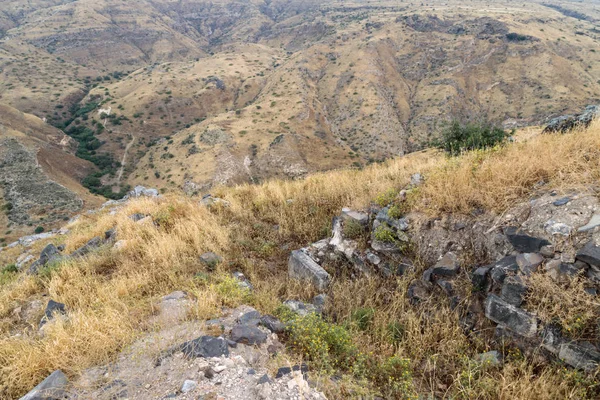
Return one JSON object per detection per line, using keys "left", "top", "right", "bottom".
{"left": 386, "top": 321, "right": 406, "bottom": 344}
{"left": 287, "top": 313, "right": 359, "bottom": 370}
{"left": 34, "top": 226, "right": 45, "bottom": 234}
{"left": 1, "top": 264, "right": 17, "bottom": 274}
{"left": 343, "top": 219, "right": 365, "bottom": 239}
{"left": 351, "top": 307, "right": 375, "bottom": 331}
{"left": 375, "top": 188, "right": 398, "bottom": 207}
{"left": 387, "top": 204, "right": 403, "bottom": 219}
{"left": 374, "top": 225, "right": 396, "bottom": 243}
{"left": 435, "top": 120, "right": 510, "bottom": 156}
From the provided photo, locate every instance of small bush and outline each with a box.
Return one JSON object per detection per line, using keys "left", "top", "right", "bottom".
{"left": 343, "top": 219, "right": 365, "bottom": 239}
{"left": 351, "top": 307, "right": 375, "bottom": 331}
{"left": 435, "top": 120, "right": 510, "bottom": 156}
{"left": 34, "top": 226, "right": 45, "bottom": 234}
{"left": 387, "top": 204, "right": 403, "bottom": 219}
{"left": 1, "top": 264, "right": 17, "bottom": 274}
{"left": 374, "top": 225, "right": 396, "bottom": 243}
{"left": 286, "top": 313, "right": 359, "bottom": 370}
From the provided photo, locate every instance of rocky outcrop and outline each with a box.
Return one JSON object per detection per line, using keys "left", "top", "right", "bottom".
{"left": 543, "top": 105, "right": 599, "bottom": 133}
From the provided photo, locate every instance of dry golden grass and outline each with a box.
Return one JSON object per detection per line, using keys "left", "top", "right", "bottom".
{"left": 2, "top": 121, "right": 600, "bottom": 398}
{"left": 420, "top": 120, "right": 600, "bottom": 214}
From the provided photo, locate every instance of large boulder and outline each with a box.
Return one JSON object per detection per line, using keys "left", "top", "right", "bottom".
{"left": 288, "top": 250, "right": 330, "bottom": 291}
{"left": 19, "top": 370, "right": 68, "bottom": 400}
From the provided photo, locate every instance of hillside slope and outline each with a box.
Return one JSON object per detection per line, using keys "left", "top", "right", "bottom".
{"left": 1, "top": 120, "right": 600, "bottom": 399}
{"left": 0, "top": 104, "right": 102, "bottom": 244}
{"left": 1, "top": 0, "right": 599, "bottom": 196}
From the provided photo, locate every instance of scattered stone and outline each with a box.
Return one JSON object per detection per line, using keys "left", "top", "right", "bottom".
{"left": 437, "top": 280, "right": 454, "bottom": 296}
{"left": 584, "top": 287, "right": 597, "bottom": 296}
{"left": 489, "top": 256, "right": 519, "bottom": 284}
{"left": 275, "top": 364, "right": 308, "bottom": 379}
{"left": 410, "top": 173, "right": 423, "bottom": 186}
{"left": 484, "top": 294, "right": 537, "bottom": 338}
{"left": 576, "top": 242, "right": 600, "bottom": 267}
{"left": 19, "top": 370, "right": 68, "bottom": 400}
{"left": 203, "top": 367, "right": 216, "bottom": 379}
{"left": 501, "top": 275, "right": 527, "bottom": 307}
{"left": 474, "top": 351, "right": 501, "bottom": 367}
{"left": 471, "top": 266, "right": 491, "bottom": 290}
{"left": 432, "top": 252, "right": 460, "bottom": 277}
{"left": 180, "top": 336, "right": 229, "bottom": 358}
{"left": 578, "top": 214, "right": 600, "bottom": 233}
{"left": 247, "top": 368, "right": 256, "bottom": 375}
{"left": 232, "top": 272, "right": 253, "bottom": 291}
{"left": 257, "top": 374, "right": 271, "bottom": 385}
{"left": 371, "top": 239, "right": 402, "bottom": 254}
{"left": 180, "top": 380, "right": 197, "bottom": 393}
{"left": 341, "top": 208, "right": 369, "bottom": 226}
{"left": 39, "top": 300, "right": 66, "bottom": 328}
{"left": 162, "top": 291, "right": 187, "bottom": 301}
{"left": 113, "top": 240, "right": 128, "bottom": 251}
{"left": 213, "top": 365, "right": 227, "bottom": 373}
{"left": 586, "top": 265, "right": 600, "bottom": 282}
{"left": 127, "top": 186, "right": 159, "bottom": 198}
{"left": 558, "top": 342, "right": 600, "bottom": 372}
{"left": 312, "top": 294, "right": 328, "bottom": 312}
{"left": 544, "top": 220, "right": 572, "bottom": 236}
{"left": 540, "top": 245, "right": 555, "bottom": 258}
{"left": 230, "top": 324, "right": 268, "bottom": 345}
{"left": 545, "top": 260, "right": 581, "bottom": 281}
{"left": 200, "top": 194, "right": 230, "bottom": 208}
{"left": 375, "top": 208, "right": 409, "bottom": 231}
{"left": 288, "top": 250, "right": 330, "bottom": 291}
{"left": 71, "top": 236, "right": 103, "bottom": 258}
{"left": 283, "top": 300, "right": 317, "bottom": 316}
{"left": 552, "top": 197, "right": 571, "bottom": 206}
{"left": 407, "top": 280, "right": 432, "bottom": 304}
{"left": 129, "top": 213, "right": 146, "bottom": 222}
{"left": 238, "top": 309, "right": 261, "bottom": 326}
{"left": 504, "top": 227, "right": 551, "bottom": 253}
{"left": 366, "top": 252, "right": 381, "bottom": 265}
{"left": 199, "top": 252, "right": 222, "bottom": 269}
{"left": 260, "top": 315, "right": 286, "bottom": 334}
{"left": 516, "top": 253, "right": 544, "bottom": 275}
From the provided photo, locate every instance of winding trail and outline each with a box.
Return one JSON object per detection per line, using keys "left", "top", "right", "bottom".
{"left": 117, "top": 136, "right": 135, "bottom": 183}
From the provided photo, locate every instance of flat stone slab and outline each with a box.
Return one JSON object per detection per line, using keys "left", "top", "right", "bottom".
{"left": 180, "top": 336, "right": 229, "bottom": 358}
{"left": 504, "top": 227, "right": 551, "bottom": 253}
{"left": 288, "top": 250, "right": 330, "bottom": 291}
{"left": 20, "top": 370, "right": 68, "bottom": 400}
{"left": 341, "top": 208, "right": 369, "bottom": 226}
{"left": 558, "top": 342, "right": 600, "bottom": 372}
{"left": 484, "top": 294, "right": 537, "bottom": 338}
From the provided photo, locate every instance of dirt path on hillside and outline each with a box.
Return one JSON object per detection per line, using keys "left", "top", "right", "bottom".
{"left": 117, "top": 136, "right": 135, "bottom": 183}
